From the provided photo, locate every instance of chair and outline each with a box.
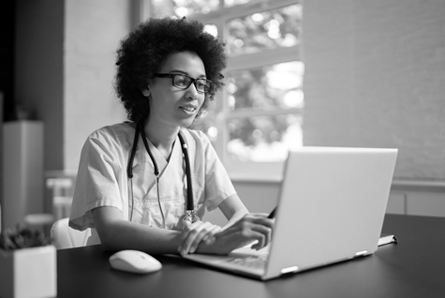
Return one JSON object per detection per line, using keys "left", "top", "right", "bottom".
{"left": 50, "top": 218, "right": 91, "bottom": 249}
{"left": 24, "top": 177, "right": 75, "bottom": 234}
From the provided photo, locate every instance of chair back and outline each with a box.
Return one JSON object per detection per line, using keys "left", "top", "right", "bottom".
{"left": 51, "top": 218, "right": 91, "bottom": 249}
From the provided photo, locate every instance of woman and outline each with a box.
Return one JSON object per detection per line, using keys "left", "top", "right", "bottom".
{"left": 69, "top": 17, "right": 273, "bottom": 255}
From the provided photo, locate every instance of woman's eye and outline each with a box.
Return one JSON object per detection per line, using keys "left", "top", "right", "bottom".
{"left": 198, "top": 80, "right": 210, "bottom": 91}
{"left": 175, "top": 76, "right": 188, "bottom": 86}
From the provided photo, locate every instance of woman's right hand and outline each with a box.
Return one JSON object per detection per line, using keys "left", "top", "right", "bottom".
{"left": 178, "top": 220, "right": 221, "bottom": 255}
{"left": 197, "top": 213, "right": 274, "bottom": 255}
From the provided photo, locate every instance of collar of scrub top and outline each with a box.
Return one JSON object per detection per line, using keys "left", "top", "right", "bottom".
{"left": 126, "top": 121, "right": 199, "bottom": 224}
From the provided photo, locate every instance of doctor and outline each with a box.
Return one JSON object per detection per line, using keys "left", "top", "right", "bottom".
{"left": 69, "top": 17, "right": 274, "bottom": 255}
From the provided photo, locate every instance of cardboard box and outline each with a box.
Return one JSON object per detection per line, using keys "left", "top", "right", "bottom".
{"left": 0, "top": 245, "right": 57, "bottom": 298}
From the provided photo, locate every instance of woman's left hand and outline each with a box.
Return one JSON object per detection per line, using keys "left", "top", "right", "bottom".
{"left": 178, "top": 220, "right": 221, "bottom": 255}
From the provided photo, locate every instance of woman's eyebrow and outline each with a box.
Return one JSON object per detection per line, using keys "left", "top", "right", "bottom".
{"left": 169, "top": 69, "right": 207, "bottom": 78}
{"left": 169, "top": 69, "right": 186, "bottom": 74}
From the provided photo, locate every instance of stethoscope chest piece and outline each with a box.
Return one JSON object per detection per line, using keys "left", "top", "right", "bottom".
{"left": 183, "top": 210, "right": 200, "bottom": 224}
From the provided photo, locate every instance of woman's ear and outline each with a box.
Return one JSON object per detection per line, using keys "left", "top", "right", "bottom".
{"left": 141, "top": 88, "right": 151, "bottom": 97}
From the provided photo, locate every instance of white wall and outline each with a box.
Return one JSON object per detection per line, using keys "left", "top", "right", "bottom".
{"left": 302, "top": 0, "right": 445, "bottom": 180}
{"left": 64, "top": 0, "right": 128, "bottom": 171}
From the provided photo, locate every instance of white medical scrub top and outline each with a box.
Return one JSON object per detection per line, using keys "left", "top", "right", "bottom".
{"left": 69, "top": 122, "right": 236, "bottom": 245}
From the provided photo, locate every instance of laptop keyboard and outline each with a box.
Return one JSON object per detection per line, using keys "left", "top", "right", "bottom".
{"left": 224, "top": 254, "right": 268, "bottom": 269}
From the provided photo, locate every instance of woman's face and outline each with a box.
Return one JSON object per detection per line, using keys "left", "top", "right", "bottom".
{"left": 145, "top": 51, "right": 207, "bottom": 129}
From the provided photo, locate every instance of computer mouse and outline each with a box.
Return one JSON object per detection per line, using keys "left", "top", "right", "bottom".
{"left": 109, "top": 250, "right": 162, "bottom": 274}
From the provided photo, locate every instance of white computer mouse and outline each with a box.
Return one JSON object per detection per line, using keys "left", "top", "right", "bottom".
{"left": 109, "top": 250, "right": 162, "bottom": 274}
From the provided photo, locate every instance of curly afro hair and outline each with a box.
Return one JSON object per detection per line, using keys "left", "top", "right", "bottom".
{"left": 114, "top": 17, "right": 227, "bottom": 122}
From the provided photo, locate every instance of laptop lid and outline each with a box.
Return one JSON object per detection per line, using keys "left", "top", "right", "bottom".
{"left": 264, "top": 147, "right": 398, "bottom": 279}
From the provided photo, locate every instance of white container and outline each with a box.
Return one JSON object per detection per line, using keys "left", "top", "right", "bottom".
{"left": 0, "top": 245, "right": 57, "bottom": 298}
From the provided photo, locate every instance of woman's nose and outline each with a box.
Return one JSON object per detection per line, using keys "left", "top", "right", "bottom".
{"left": 185, "top": 82, "right": 201, "bottom": 99}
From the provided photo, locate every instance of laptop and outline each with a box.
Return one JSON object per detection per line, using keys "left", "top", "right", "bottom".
{"left": 183, "top": 147, "right": 398, "bottom": 280}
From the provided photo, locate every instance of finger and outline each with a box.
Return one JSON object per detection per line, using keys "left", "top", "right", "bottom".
{"left": 232, "top": 219, "right": 273, "bottom": 249}
{"left": 178, "top": 221, "right": 203, "bottom": 253}
{"left": 240, "top": 213, "right": 274, "bottom": 224}
{"left": 249, "top": 212, "right": 269, "bottom": 218}
{"left": 189, "top": 222, "right": 221, "bottom": 253}
{"left": 258, "top": 220, "right": 274, "bottom": 244}
{"left": 180, "top": 222, "right": 212, "bottom": 255}
{"left": 202, "top": 225, "right": 221, "bottom": 246}
{"left": 250, "top": 224, "right": 273, "bottom": 249}
{"left": 181, "top": 220, "right": 198, "bottom": 235}
{"left": 248, "top": 216, "right": 275, "bottom": 230}
{"left": 230, "top": 216, "right": 274, "bottom": 237}
{"left": 232, "top": 225, "right": 268, "bottom": 250}
{"left": 245, "top": 231, "right": 266, "bottom": 250}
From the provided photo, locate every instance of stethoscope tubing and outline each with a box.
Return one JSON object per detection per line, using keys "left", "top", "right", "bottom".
{"left": 126, "top": 121, "right": 195, "bottom": 224}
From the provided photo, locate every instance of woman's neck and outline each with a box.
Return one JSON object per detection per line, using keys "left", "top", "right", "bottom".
{"left": 143, "top": 118, "right": 179, "bottom": 155}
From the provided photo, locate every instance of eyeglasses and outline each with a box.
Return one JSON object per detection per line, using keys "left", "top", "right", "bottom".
{"left": 154, "top": 73, "right": 212, "bottom": 94}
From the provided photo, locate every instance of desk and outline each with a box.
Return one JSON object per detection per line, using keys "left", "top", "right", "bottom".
{"left": 57, "top": 215, "right": 445, "bottom": 298}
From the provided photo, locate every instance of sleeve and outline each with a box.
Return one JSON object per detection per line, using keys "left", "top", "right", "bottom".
{"left": 200, "top": 133, "right": 237, "bottom": 212}
{"left": 69, "top": 131, "right": 127, "bottom": 231}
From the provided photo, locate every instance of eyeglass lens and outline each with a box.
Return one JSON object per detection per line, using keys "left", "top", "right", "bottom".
{"left": 173, "top": 75, "right": 211, "bottom": 93}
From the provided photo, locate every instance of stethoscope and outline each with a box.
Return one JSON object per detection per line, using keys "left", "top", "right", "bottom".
{"left": 126, "top": 121, "right": 199, "bottom": 228}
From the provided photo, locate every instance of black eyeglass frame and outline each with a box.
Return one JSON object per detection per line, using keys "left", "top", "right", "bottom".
{"left": 154, "top": 73, "right": 212, "bottom": 94}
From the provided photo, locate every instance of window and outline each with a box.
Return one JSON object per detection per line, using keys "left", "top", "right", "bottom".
{"left": 148, "top": 0, "right": 303, "bottom": 181}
